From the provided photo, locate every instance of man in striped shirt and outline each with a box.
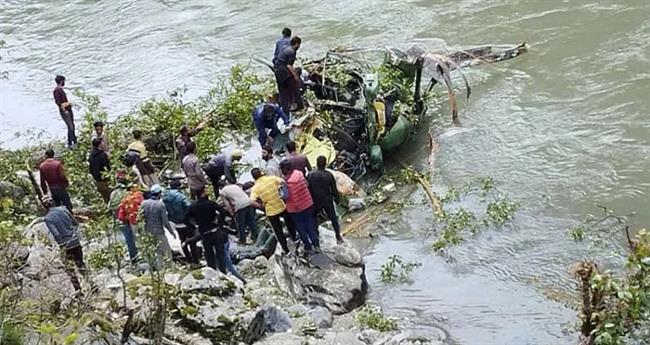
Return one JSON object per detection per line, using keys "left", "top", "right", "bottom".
{"left": 249, "top": 168, "right": 294, "bottom": 255}
{"left": 280, "top": 160, "right": 319, "bottom": 254}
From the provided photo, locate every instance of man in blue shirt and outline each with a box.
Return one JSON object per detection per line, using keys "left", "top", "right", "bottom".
{"left": 253, "top": 94, "right": 290, "bottom": 147}
{"left": 272, "top": 27, "right": 291, "bottom": 65}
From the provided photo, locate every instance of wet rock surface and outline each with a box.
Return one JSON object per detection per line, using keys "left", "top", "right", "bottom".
{"left": 271, "top": 228, "right": 368, "bottom": 314}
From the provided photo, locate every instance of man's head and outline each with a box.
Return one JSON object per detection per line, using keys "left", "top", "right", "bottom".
{"left": 169, "top": 179, "right": 182, "bottom": 190}
{"left": 231, "top": 149, "right": 243, "bottom": 162}
{"left": 317, "top": 155, "right": 327, "bottom": 170}
{"left": 93, "top": 121, "right": 104, "bottom": 136}
{"left": 45, "top": 149, "right": 55, "bottom": 158}
{"left": 251, "top": 168, "right": 263, "bottom": 181}
{"left": 290, "top": 36, "right": 302, "bottom": 51}
{"left": 42, "top": 195, "right": 54, "bottom": 209}
{"left": 279, "top": 159, "right": 292, "bottom": 176}
{"left": 180, "top": 125, "right": 189, "bottom": 136}
{"left": 261, "top": 146, "right": 273, "bottom": 161}
{"left": 116, "top": 170, "right": 128, "bottom": 186}
{"left": 92, "top": 137, "right": 103, "bottom": 149}
{"left": 282, "top": 27, "right": 291, "bottom": 38}
{"left": 262, "top": 105, "right": 276, "bottom": 122}
{"left": 150, "top": 184, "right": 162, "bottom": 199}
{"left": 267, "top": 93, "right": 279, "bottom": 104}
{"left": 186, "top": 141, "right": 196, "bottom": 154}
{"left": 55, "top": 75, "right": 65, "bottom": 86}
{"left": 132, "top": 130, "right": 142, "bottom": 140}
{"left": 286, "top": 141, "right": 297, "bottom": 153}
{"left": 196, "top": 186, "right": 208, "bottom": 198}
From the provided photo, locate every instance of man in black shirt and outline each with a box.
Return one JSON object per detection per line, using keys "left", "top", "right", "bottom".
{"left": 308, "top": 156, "right": 344, "bottom": 244}
{"left": 274, "top": 36, "right": 301, "bottom": 115}
{"left": 185, "top": 187, "right": 229, "bottom": 273}
{"left": 88, "top": 137, "right": 112, "bottom": 202}
{"left": 186, "top": 187, "right": 246, "bottom": 282}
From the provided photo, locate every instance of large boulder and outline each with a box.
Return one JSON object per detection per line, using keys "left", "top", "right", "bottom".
{"left": 174, "top": 267, "right": 266, "bottom": 344}
{"left": 271, "top": 228, "right": 368, "bottom": 314}
{"left": 0, "top": 181, "right": 26, "bottom": 199}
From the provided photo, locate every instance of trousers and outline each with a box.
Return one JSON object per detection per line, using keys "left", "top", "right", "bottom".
{"left": 50, "top": 187, "right": 73, "bottom": 212}
{"left": 314, "top": 201, "right": 342, "bottom": 240}
{"left": 235, "top": 206, "right": 258, "bottom": 241}
{"left": 202, "top": 231, "right": 227, "bottom": 273}
{"left": 290, "top": 206, "right": 319, "bottom": 250}
{"left": 63, "top": 245, "right": 86, "bottom": 291}
{"left": 59, "top": 109, "right": 77, "bottom": 147}
{"left": 120, "top": 223, "right": 139, "bottom": 262}
{"left": 267, "top": 211, "right": 295, "bottom": 254}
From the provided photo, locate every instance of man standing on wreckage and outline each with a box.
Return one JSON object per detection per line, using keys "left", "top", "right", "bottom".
{"left": 274, "top": 36, "right": 302, "bottom": 116}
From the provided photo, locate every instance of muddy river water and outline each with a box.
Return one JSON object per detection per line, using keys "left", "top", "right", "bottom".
{"left": 1, "top": 1, "right": 649, "bottom": 344}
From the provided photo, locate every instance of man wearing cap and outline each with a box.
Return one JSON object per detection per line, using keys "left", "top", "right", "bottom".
{"left": 138, "top": 184, "right": 176, "bottom": 267}
{"left": 252, "top": 94, "right": 290, "bottom": 147}
{"left": 163, "top": 180, "right": 200, "bottom": 264}
{"left": 42, "top": 195, "right": 85, "bottom": 291}
{"left": 203, "top": 149, "right": 243, "bottom": 199}
{"left": 39, "top": 148, "right": 73, "bottom": 212}
{"left": 181, "top": 142, "right": 207, "bottom": 199}
{"left": 175, "top": 118, "right": 209, "bottom": 159}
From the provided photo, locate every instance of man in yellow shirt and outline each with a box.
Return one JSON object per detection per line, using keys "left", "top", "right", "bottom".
{"left": 127, "top": 130, "right": 159, "bottom": 187}
{"left": 249, "top": 168, "right": 295, "bottom": 254}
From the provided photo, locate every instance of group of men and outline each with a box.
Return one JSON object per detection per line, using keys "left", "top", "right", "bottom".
{"left": 40, "top": 27, "right": 345, "bottom": 290}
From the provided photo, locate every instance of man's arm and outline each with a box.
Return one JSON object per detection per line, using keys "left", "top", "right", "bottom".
{"left": 287, "top": 65, "right": 299, "bottom": 81}
{"left": 160, "top": 205, "right": 176, "bottom": 236}
{"left": 44, "top": 219, "right": 64, "bottom": 246}
{"left": 330, "top": 173, "right": 340, "bottom": 204}
{"left": 59, "top": 163, "right": 69, "bottom": 187}
{"left": 275, "top": 106, "right": 290, "bottom": 125}
{"left": 224, "top": 164, "right": 236, "bottom": 184}
{"left": 254, "top": 113, "right": 268, "bottom": 147}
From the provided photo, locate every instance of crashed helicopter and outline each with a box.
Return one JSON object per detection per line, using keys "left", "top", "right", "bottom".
{"left": 278, "top": 42, "right": 528, "bottom": 179}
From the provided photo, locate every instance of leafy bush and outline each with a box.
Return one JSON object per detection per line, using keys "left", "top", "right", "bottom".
{"left": 380, "top": 255, "right": 421, "bottom": 283}
{"left": 356, "top": 305, "right": 398, "bottom": 332}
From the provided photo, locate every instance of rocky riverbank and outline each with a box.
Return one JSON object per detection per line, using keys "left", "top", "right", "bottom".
{"left": 6, "top": 200, "right": 448, "bottom": 345}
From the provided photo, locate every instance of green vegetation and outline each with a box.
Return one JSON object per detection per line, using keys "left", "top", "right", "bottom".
{"left": 356, "top": 305, "right": 398, "bottom": 332}
{"left": 432, "top": 178, "right": 518, "bottom": 251}
{"left": 380, "top": 255, "right": 422, "bottom": 284}
{"left": 574, "top": 228, "right": 649, "bottom": 345}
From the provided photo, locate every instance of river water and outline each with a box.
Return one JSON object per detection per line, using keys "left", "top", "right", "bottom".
{"left": 1, "top": 0, "right": 649, "bottom": 344}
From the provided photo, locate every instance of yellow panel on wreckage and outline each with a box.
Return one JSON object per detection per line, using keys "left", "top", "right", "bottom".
{"left": 292, "top": 114, "right": 337, "bottom": 167}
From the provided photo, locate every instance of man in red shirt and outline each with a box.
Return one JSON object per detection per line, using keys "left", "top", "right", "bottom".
{"left": 53, "top": 75, "right": 77, "bottom": 148}
{"left": 280, "top": 159, "right": 319, "bottom": 254}
{"left": 39, "top": 149, "right": 73, "bottom": 212}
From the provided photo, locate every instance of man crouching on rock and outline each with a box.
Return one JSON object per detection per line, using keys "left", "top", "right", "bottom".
{"left": 42, "top": 195, "right": 86, "bottom": 291}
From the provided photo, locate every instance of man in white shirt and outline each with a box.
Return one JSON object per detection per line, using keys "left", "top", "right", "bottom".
{"left": 220, "top": 181, "right": 258, "bottom": 243}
